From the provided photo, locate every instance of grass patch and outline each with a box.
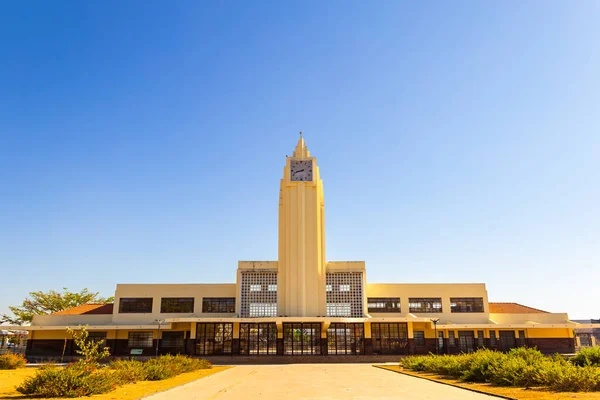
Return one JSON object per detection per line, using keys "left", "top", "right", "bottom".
{"left": 0, "top": 368, "right": 38, "bottom": 399}
{"left": 0, "top": 366, "right": 230, "bottom": 399}
{"left": 377, "top": 365, "right": 600, "bottom": 400}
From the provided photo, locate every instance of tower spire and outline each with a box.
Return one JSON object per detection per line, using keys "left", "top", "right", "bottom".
{"left": 293, "top": 131, "right": 310, "bottom": 158}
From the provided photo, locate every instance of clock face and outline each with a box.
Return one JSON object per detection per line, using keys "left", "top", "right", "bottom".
{"left": 290, "top": 160, "right": 313, "bottom": 181}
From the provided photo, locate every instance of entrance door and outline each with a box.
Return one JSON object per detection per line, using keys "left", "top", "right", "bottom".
{"left": 239, "top": 323, "right": 277, "bottom": 355}
{"left": 327, "top": 323, "right": 364, "bottom": 355}
{"left": 196, "top": 323, "right": 233, "bottom": 355}
{"left": 371, "top": 323, "right": 409, "bottom": 355}
{"left": 160, "top": 331, "right": 185, "bottom": 355}
{"left": 458, "top": 331, "right": 475, "bottom": 353}
{"left": 283, "top": 323, "right": 321, "bottom": 355}
{"left": 498, "top": 330, "right": 517, "bottom": 352}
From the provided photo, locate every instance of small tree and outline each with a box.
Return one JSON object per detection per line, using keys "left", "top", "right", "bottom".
{"left": 2, "top": 288, "right": 113, "bottom": 325}
{"left": 67, "top": 325, "right": 110, "bottom": 365}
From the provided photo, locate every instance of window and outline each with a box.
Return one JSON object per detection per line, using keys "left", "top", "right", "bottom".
{"left": 367, "top": 298, "right": 400, "bottom": 313}
{"left": 489, "top": 331, "right": 497, "bottom": 347}
{"left": 408, "top": 298, "right": 442, "bottom": 313}
{"left": 119, "top": 298, "right": 153, "bottom": 313}
{"left": 327, "top": 303, "right": 351, "bottom": 317}
{"left": 202, "top": 298, "right": 235, "bottom": 313}
{"left": 87, "top": 332, "right": 107, "bottom": 344}
{"left": 477, "top": 330, "right": 485, "bottom": 348}
{"left": 326, "top": 273, "right": 363, "bottom": 317}
{"left": 450, "top": 297, "right": 484, "bottom": 313}
{"left": 161, "top": 331, "right": 185, "bottom": 348}
{"left": 161, "top": 297, "right": 194, "bottom": 313}
{"left": 240, "top": 271, "right": 277, "bottom": 318}
{"left": 448, "top": 331, "right": 456, "bottom": 346}
{"left": 413, "top": 331, "right": 425, "bottom": 347}
{"left": 249, "top": 303, "right": 278, "bottom": 317}
{"left": 128, "top": 332, "right": 153, "bottom": 348}
{"left": 459, "top": 331, "right": 475, "bottom": 353}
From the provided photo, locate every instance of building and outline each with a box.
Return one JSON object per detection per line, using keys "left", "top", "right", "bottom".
{"left": 11, "top": 137, "right": 587, "bottom": 359}
{"left": 573, "top": 319, "right": 600, "bottom": 348}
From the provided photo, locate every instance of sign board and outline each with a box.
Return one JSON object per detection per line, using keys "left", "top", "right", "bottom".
{"left": 129, "top": 349, "right": 143, "bottom": 355}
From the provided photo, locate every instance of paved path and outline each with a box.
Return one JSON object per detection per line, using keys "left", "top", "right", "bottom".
{"left": 145, "top": 364, "right": 496, "bottom": 400}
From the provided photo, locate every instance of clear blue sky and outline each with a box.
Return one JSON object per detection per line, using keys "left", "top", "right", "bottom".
{"left": 1, "top": 2, "right": 598, "bottom": 320}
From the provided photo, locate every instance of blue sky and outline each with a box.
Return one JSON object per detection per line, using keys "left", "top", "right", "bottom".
{"left": 1, "top": 1, "right": 598, "bottom": 319}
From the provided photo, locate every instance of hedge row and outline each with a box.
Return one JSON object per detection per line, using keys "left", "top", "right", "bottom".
{"left": 399, "top": 347, "right": 600, "bottom": 392}
{"left": 16, "top": 355, "right": 212, "bottom": 398}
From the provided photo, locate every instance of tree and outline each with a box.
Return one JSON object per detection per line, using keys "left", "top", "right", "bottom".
{"left": 1, "top": 288, "right": 114, "bottom": 325}
{"left": 67, "top": 325, "right": 110, "bottom": 365}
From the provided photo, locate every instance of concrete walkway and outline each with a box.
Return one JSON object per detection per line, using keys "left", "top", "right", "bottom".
{"left": 145, "top": 364, "right": 496, "bottom": 400}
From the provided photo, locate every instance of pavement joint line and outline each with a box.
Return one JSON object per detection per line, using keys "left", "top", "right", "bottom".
{"left": 373, "top": 365, "right": 517, "bottom": 400}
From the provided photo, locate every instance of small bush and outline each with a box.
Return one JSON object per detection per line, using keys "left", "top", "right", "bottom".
{"left": 0, "top": 353, "right": 27, "bottom": 369}
{"left": 170, "top": 354, "right": 212, "bottom": 372}
{"left": 16, "top": 364, "right": 117, "bottom": 398}
{"left": 572, "top": 347, "right": 600, "bottom": 367}
{"left": 429, "top": 354, "right": 471, "bottom": 377}
{"left": 143, "top": 362, "right": 178, "bottom": 381}
{"left": 399, "top": 356, "right": 429, "bottom": 371}
{"left": 541, "top": 363, "right": 600, "bottom": 392}
{"left": 508, "top": 347, "right": 545, "bottom": 364}
{"left": 460, "top": 349, "right": 507, "bottom": 383}
{"left": 109, "top": 359, "right": 146, "bottom": 384}
{"left": 487, "top": 356, "right": 547, "bottom": 387}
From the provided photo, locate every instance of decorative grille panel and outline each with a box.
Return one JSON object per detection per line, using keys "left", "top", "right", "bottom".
{"left": 326, "top": 272, "right": 363, "bottom": 317}
{"left": 240, "top": 271, "right": 278, "bottom": 317}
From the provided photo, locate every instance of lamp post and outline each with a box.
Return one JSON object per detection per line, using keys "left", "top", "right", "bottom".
{"left": 430, "top": 318, "right": 440, "bottom": 355}
{"left": 154, "top": 319, "right": 164, "bottom": 357}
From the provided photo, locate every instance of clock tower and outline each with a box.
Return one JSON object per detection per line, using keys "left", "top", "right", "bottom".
{"left": 278, "top": 135, "right": 327, "bottom": 317}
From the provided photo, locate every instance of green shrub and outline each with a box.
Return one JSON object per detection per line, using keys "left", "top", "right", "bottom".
{"left": 0, "top": 353, "right": 27, "bottom": 369}
{"left": 487, "top": 356, "right": 547, "bottom": 387}
{"left": 143, "top": 361, "right": 177, "bottom": 381}
{"left": 429, "top": 354, "right": 471, "bottom": 377}
{"left": 399, "top": 356, "right": 429, "bottom": 371}
{"left": 572, "top": 347, "right": 600, "bottom": 367}
{"left": 16, "top": 364, "right": 117, "bottom": 398}
{"left": 170, "top": 354, "right": 211, "bottom": 372}
{"left": 507, "top": 347, "right": 545, "bottom": 364}
{"left": 141, "top": 355, "right": 212, "bottom": 380}
{"left": 541, "top": 363, "right": 600, "bottom": 392}
{"left": 109, "top": 359, "right": 146, "bottom": 384}
{"left": 460, "top": 349, "right": 507, "bottom": 383}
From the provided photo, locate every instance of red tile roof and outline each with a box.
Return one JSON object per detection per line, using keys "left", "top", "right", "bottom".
{"left": 53, "top": 304, "right": 114, "bottom": 315}
{"left": 489, "top": 302, "right": 548, "bottom": 314}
